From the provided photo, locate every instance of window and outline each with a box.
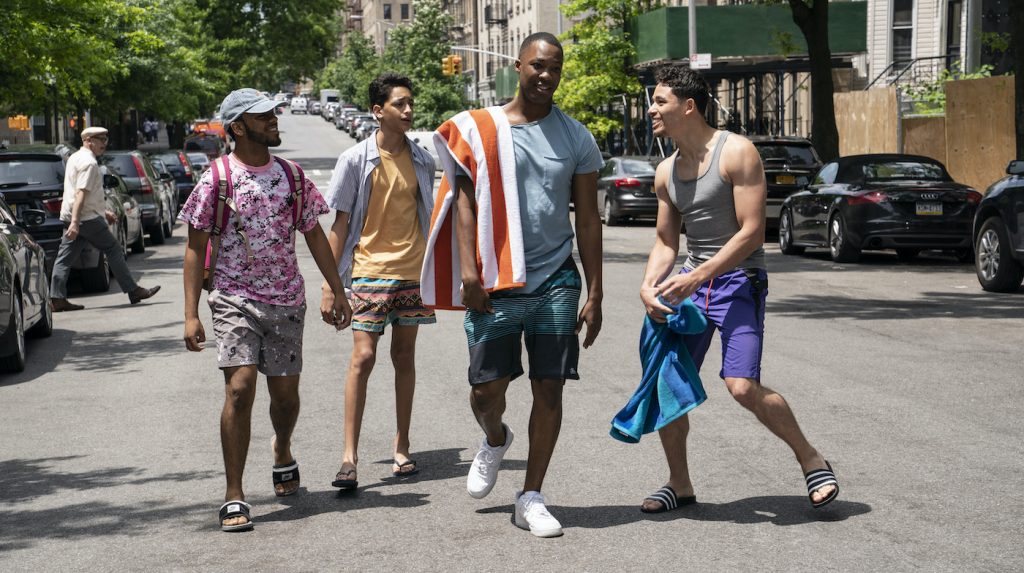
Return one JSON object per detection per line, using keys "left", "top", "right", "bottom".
{"left": 891, "top": 0, "right": 914, "bottom": 63}
{"left": 400, "top": 3, "right": 409, "bottom": 20}
{"left": 812, "top": 163, "right": 838, "bottom": 186}
{"left": 383, "top": 3, "right": 392, "bottom": 20}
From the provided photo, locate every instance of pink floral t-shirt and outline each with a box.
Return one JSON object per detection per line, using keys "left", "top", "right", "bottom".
{"left": 178, "top": 154, "right": 329, "bottom": 307}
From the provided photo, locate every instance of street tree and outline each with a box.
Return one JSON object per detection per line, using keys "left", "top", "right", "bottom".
{"left": 783, "top": 0, "right": 840, "bottom": 161}
{"left": 379, "top": 0, "right": 466, "bottom": 129}
{"left": 557, "top": 0, "right": 660, "bottom": 148}
{"left": 319, "top": 31, "right": 380, "bottom": 110}
{"left": 197, "top": 0, "right": 343, "bottom": 93}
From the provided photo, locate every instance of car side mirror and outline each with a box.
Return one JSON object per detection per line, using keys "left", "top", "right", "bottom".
{"left": 1007, "top": 160, "right": 1024, "bottom": 175}
{"left": 103, "top": 174, "right": 119, "bottom": 188}
{"left": 21, "top": 208, "right": 47, "bottom": 227}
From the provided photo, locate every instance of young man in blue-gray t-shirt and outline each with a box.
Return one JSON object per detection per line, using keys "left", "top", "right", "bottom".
{"left": 454, "top": 32, "right": 604, "bottom": 538}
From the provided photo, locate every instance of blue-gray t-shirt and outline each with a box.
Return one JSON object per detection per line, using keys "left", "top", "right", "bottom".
{"left": 511, "top": 107, "right": 603, "bottom": 292}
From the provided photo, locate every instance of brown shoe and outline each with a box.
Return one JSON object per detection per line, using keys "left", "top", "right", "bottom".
{"left": 51, "top": 298, "right": 84, "bottom": 312}
{"left": 129, "top": 285, "right": 161, "bottom": 305}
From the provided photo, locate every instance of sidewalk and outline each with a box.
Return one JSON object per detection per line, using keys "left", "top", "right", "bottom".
{"left": 136, "top": 123, "right": 171, "bottom": 153}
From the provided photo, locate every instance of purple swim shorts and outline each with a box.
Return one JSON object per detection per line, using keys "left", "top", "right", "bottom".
{"left": 681, "top": 267, "right": 768, "bottom": 381}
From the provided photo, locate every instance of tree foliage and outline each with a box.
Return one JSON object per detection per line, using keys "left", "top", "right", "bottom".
{"left": 1, "top": 0, "right": 344, "bottom": 129}
{"left": 317, "top": 0, "right": 466, "bottom": 130}
{"left": 556, "top": 0, "right": 659, "bottom": 142}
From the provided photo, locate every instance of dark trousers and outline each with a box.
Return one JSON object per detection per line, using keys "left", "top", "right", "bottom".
{"left": 50, "top": 217, "right": 137, "bottom": 299}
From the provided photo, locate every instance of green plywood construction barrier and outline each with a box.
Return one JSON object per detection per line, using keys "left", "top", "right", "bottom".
{"left": 634, "top": 2, "right": 867, "bottom": 65}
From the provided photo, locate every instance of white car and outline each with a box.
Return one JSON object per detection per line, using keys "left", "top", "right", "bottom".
{"left": 290, "top": 97, "right": 308, "bottom": 114}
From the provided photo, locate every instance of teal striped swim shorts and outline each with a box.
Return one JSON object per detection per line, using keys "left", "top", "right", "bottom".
{"left": 463, "top": 258, "right": 582, "bottom": 385}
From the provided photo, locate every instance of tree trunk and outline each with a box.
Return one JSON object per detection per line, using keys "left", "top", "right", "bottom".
{"left": 789, "top": 0, "right": 840, "bottom": 161}
{"left": 1014, "top": 4, "right": 1024, "bottom": 159}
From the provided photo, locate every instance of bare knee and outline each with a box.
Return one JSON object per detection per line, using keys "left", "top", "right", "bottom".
{"left": 350, "top": 344, "right": 377, "bottom": 373}
{"left": 725, "top": 377, "right": 761, "bottom": 411}
{"left": 224, "top": 369, "right": 257, "bottom": 412}
{"left": 531, "top": 379, "right": 563, "bottom": 411}
{"left": 268, "top": 377, "right": 300, "bottom": 412}
{"left": 471, "top": 382, "right": 506, "bottom": 413}
{"left": 390, "top": 343, "right": 415, "bottom": 369}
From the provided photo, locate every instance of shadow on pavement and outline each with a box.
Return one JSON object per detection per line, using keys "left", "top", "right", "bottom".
{"left": 477, "top": 496, "right": 870, "bottom": 529}
{"left": 0, "top": 329, "right": 73, "bottom": 386}
{"left": 0, "top": 457, "right": 217, "bottom": 547}
{"left": 767, "top": 249, "right": 979, "bottom": 275}
{"left": 769, "top": 290, "right": 1024, "bottom": 321}
{"left": 0, "top": 457, "right": 219, "bottom": 505}
{"left": 258, "top": 488, "right": 431, "bottom": 524}
{"left": 368, "top": 447, "right": 526, "bottom": 486}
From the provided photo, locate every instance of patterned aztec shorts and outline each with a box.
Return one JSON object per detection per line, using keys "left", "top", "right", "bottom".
{"left": 350, "top": 278, "right": 437, "bottom": 333}
{"left": 208, "top": 290, "right": 305, "bottom": 377}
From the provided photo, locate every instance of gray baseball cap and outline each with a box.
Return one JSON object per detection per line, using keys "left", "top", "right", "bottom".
{"left": 219, "top": 88, "right": 285, "bottom": 124}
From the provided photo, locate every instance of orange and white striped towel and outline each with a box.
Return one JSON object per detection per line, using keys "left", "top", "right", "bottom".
{"left": 420, "top": 107, "right": 525, "bottom": 310}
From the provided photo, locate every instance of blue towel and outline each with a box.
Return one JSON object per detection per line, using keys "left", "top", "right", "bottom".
{"left": 610, "top": 297, "right": 708, "bottom": 443}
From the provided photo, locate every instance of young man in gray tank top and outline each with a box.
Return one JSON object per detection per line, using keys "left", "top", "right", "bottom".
{"left": 636, "top": 67, "right": 839, "bottom": 512}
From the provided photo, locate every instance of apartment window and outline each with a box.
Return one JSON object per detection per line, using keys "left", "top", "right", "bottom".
{"left": 891, "top": 0, "right": 914, "bottom": 63}
{"left": 400, "top": 3, "right": 409, "bottom": 20}
{"left": 383, "top": 3, "right": 392, "bottom": 20}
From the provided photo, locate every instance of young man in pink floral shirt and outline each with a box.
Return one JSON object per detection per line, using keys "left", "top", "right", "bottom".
{"left": 180, "top": 88, "right": 352, "bottom": 532}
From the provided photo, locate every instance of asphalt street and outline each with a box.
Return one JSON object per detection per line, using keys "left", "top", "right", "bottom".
{"left": 1, "top": 112, "right": 1022, "bottom": 572}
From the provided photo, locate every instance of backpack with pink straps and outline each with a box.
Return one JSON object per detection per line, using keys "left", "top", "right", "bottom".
{"left": 202, "top": 155, "right": 306, "bottom": 291}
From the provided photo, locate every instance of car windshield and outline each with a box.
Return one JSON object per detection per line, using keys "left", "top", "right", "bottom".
{"left": 862, "top": 160, "right": 947, "bottom": 181}
{"left": 620, "top": 159, "right": 656, "bottom": 176}
{"left": 104, "top": 155, "right": 138, "bottom": 177}
{"left": 0, "top": 158, "right": 62, "bottom": 186}
{"left": 755, "top": 144, "right": 818, "bottom": 167}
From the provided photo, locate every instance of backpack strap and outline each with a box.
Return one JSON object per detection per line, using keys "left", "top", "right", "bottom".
{"left": 204, "top": 156, "right": 233, "bottom": 290}
{"left": 274, "top": 156, "right": 305, "bottom": 244}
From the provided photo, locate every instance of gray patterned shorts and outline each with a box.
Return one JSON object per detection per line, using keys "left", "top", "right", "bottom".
{"left": 208, "top": 290, "right": 305, "bottom": 377}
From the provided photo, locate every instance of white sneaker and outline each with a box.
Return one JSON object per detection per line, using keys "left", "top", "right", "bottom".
{"left": 514, "top": 491, "right": 563, "bottom": 538}
{"left": 466, "top": 424, "right": 513, "bottom": 499}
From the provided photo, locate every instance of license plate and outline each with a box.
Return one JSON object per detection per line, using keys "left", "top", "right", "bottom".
{"left": 775, "top": 174, "right": 796, "bottom": 185}
{"left": 916, "top": 202, "right": 943, "bottom": 216}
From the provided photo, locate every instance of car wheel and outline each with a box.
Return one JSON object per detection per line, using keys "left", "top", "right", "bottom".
{"left": 896, "top": 248, "right": 920, "bottom": 261}
{"left": 604, "top": 197, "right": 621, "bottom": 226}
{"left": 80, "top": 253, "right": 111, "bottom": 293}
{"left": 976, "top": 216, "right": 1024, "bottom": 292}
{"left": 120, "top": 222, "right": 129, "bottom": 260}
{"left": 131, "top": 225, "right": 146, "bottom": 254}
{"left": 829, "top": 212, "right": 861, "bottom": 263}
{"left": 149, "top": 211, "right": 166, "bottom": 245}
{"left": 0, "top": 292, "right": 27, "bottom": 373}
{"left": 163, "top": 214, "right": 173, "bottom": 238}
{"left": 778, "top": 209, "right": 804, "bottom": 255}
{"left": 27, "top": 286, "right": 53, "bottom": 339}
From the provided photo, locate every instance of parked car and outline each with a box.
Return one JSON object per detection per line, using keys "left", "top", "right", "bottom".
{"left": 183, "top": 134, "right": 229, "bottom": 161}
{"left": 355, "top": 118, "right": 378, "bottom": 141}
{"left": 973, "top": 159, "right": 1024, "bottom": 292}
{"left": 597, "top": 156, "right": 660, "bottom": 226}
{"left": 0, "top": 149, "right": 69, "bottom": 274}
{"left": 308, "top": 101, "right": 322, "bottom": 115}
{"left": 324, "top": 102, "right": 341, "bottom": 121}
{"left": 148, "top": 156, "right": 180, "bottom": 215}
{"left": 0, "top": 196, "right": 53, "bottom": 373}
{"left": 63, "top": 167, "right": 145, "bottom": 293}
{"left": 749, "top": 136, "right": 822, "bottom": 228}
{"left": 348, "top": 114, "right": 374, "bottom": 138}
{"left": 779, "top": 154, "right": 981, "bottom": 263}
{"left": 405, "top": 131, "right": 440, "bottom": 171}
{"left": 187, "top": 152, "right": 211, "bottom": 175}
{"left": 101, "top": 151, "right": 175, "bottom": 245}
{"left": 290, "top": 96, "right": 308, "bottom": 114}
{"left": 151, "top": 151, "right": 200, "bottom": 210}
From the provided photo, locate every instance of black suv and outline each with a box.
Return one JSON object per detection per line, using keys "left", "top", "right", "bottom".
{"left": 0, "top": 148, "right": 72, "bottom": 273}
{"left": 749, "top": 136, "right": 823, "bottom": 229}
{"left": 973, "top": 160, "right": 1024, "bottom": 292}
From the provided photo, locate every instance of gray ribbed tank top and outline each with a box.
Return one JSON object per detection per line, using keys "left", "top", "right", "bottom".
{"left": 666, "top": 131, "right": 765, "bottom": 271}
